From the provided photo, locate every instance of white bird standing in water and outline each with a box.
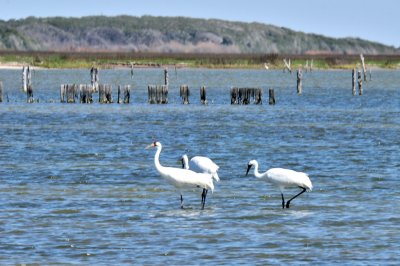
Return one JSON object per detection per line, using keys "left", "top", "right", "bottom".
{"left": 181, "top": 154, "right": 220, "bottom": 182}
{"left": 146, "top": 141, "right": 214, "bottom": 209}
{"left": 246, "top": 160, "right": 313, "bottom": 209}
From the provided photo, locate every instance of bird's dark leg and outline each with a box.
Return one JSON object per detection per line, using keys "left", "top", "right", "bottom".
{"left": 201, "top": 189, "right": 208, "bottom": 210}
{"left": 286, "top": 187, "right": 306, "bottom": 208}
{"left": 180, "top": 194, "right": 184, "bottom": 209}
{"left": 281, "top": 193, "right": 285, "bottom": 209}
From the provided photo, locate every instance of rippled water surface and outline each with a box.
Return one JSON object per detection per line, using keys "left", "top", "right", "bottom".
{"left": 0, "top": 68, "right": 399, "bottom": 265}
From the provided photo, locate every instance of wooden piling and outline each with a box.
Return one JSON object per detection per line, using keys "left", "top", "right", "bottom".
{"left": 156, "top": 85, "right": 162, "bottom": 104}
{"left": 60, "top": 84, "right": 65, "bottom": 103}
{"left": 268, "top": 88, "right": 275, "bottom": 105}
{"left": 27, "top": 66, "right": 32, "bottom": 88}
{"left": 79, "top": 84, "right": 93, "bottom": 103}
{"left": 352, "top": 69, "right": 356, "bottom": 96}
{"left": 200, "top": 86, "right": 207, "bottom": 104}
{"left": 239, "top": 88, "right": 246, "bottom": 104}
{"left": 161, "top": 85, "right": 168, "bottom": 104}
{"left": 148, "top": 85, "right": 168, "bottom": 104}
{"left": 118, "top": 85, "right": 131, "bottom": 104}
{"left": 124, "top": 85, "right": 131, "bottom": 103}
{"left": 297, "top": 69, "right": 302, "bottom": 94}
{"left": 0, "top": 81, "right": 3, "bottom": 103}
{"left": 22, "top": 66, "right": 27, "bottom": 92}
{"left": 22, "top": 66, "right": 31, "bottom": 92}
{"left": 117, "top": 85, "right": 122, "bottom": 104}
{"left": 231, "top": 87, "right": 262, "bottom": 105}
{"left": 90, "top": 67, "right": 99, "bottom": 91}
{"left": 164, "top": 68, "right": 169, "bottom": 87}
{"left": 66, "top": 84, "right": 78, "bottom": 103}
{"left": 357, "top": 71, "right": 363, "bottom": 95}
{"left": 98, "top": 84, "right": 104, "bottom": 103}
{"left": 27, "top": 85, "right": 34, "bottom": 103}
{"left": 254, "top": 88, "right": 262, "bottom": 104}
{"left": 148, "top": 85, "right": 156, "bottom": 104}
{"left": 360, "top": 54, "right": 367, "bottom": 81}
{"left": 99, "top": 84, "right": 113, "bottom": 103}
{"left": 283, "top": 58, "right": 292, "bottom": 73}
{"left": 231, "top": 88, "right": 239, "bottom": 104}
{"left": 180, "top": 85, "right": 190, "bottom": 104}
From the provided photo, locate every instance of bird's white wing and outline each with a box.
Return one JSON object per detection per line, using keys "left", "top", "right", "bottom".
{"left": 189, "top": 156, "right": 220, "bottom": 182}
{"left": 189, "top": 156, "right": 219, "bottom": 173}
{"left": 266, "top": 168, "right": 312, "bottom": 191}
{"left": 161, "top": 167, "right": 214, "bottom": 192}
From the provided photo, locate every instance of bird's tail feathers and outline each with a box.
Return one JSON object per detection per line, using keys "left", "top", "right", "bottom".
{"left": 208, "top": 176, "right": 215, "bottom": 193}
{"left": 303, "top": 174, "right": 313, "bottom": 191}
{"left": 212, "top": 172, "right": 220, "bottom": 182}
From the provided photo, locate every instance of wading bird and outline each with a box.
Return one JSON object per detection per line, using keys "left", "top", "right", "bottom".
{"left": 146, "top": 141, "right": 214, "bottom": 209}
{"left": 181, "top": 154, "right": 220, "bottom": 182}
{"left": 246, "top": 160, "right": 312, "bottom": 209}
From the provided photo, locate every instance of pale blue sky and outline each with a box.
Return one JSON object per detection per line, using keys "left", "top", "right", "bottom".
{"left": 0, "top": 0, "right": 398, "bottom": 47}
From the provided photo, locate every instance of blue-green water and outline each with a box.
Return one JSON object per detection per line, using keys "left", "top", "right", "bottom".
{"left": 0, "top": 69, "right": 399, "bottom": 265}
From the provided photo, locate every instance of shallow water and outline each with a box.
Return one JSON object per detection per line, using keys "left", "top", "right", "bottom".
{"left": 0, "top": 68, "right": 399, "bottom": 265}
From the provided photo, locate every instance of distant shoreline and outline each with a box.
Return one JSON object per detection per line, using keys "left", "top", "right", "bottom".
{"left": 1, "top": 52, "right": 399, "bottom": 70}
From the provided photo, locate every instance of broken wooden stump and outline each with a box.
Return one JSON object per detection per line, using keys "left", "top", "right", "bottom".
{"left": 22, "top": 66, "right": 32, "bottom": 93}
{"left": 231, "top": 88, "right": 239, "bottom": 104}
{"left": 268, "top": 88, "right": 275, "bottom": 105}
{"left": 239, "top": 88, "right": 250, "bottom": 104}
{"left": 0, "top": 81, "right": 3, "bottom": 103}
{"left": 358, "top": 71, "right": 363, "bottom": 95}
{"left": 297, "top": 69, "right": 303, "bottom": 94}
{"left": 254, "top": 88, "right": 262, "bottom": 104}
{"left": 360, "top": 54, "right": 367, "bottom": 82}
{"left": 180, "top": 85, "right": 190, "bottom": 104}
{"left": 231, "top": 88, "right": 262, "bottom": 105}
{"left": 69, "top": 84, "right": 78, "bottom": 103}
{"left": 148, "top": 85, "right": 168, "bottom": 104}
{"left": 118, "top": 85, "right": 131, "bottom": 104}
{"left": 200, "top": 86, "right": 207, "bottom": 104}
{"left": 283, "top": 58, "right": 292, "bottom": 73}
{"left": 90, "top": 67, "right": 99, "bottom": 91}
{"left": 99, "top": 84, "right": 113, "bottom": 103}
{"left": 27, "top": 85, "right": 34, "bottom": 103}
{"left": 352, "top": 69, "right": 356, "bottom": 96}
{"left": 164, "top": 68, "right": 169, "bottom": 87}
{"left": 79, "top": 84, "right": 94, "bottom": 104}
{"left": 60, "top": 84, "right": 78, "bottom": 103}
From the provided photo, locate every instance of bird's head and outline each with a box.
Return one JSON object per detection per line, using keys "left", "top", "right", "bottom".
{"left": 246, "top": 160, "right": 257, "bottom": 176}
{"left": 146, "top": 141, "right": 161, "bottom": 149}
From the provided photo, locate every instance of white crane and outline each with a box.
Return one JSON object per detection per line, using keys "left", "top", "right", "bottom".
{"left": 181, "top": 154, "right": 220, "bottom": 182}
{"left": 146, "top": 141, "right": 214, "bottom": 209}
{"left": 246, "top": 160, "right": 313, "bottom": 209}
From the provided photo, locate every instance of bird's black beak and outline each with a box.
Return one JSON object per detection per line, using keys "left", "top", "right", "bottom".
{"left": 246, "top": 164, "right": 252, "bottom": 176}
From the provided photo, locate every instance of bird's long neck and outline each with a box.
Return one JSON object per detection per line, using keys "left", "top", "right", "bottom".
{"left": 253, "top": 162, "right": 264, "bottom": 179}
{"left": 154, "top": 145, "right": 163, "bottom": 173}
{"left": 182, "top": 155, "right": 189, "bottom": 169}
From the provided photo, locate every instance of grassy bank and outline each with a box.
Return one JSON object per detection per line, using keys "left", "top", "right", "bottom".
{"left": 0, "top": 51, "right": 399, "bottom": 69}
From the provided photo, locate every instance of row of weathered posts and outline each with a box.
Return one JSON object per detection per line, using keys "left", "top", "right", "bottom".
{"left": 0, "top": 63, "right": 372, "bottom": 104}
{"left": 60, "top": 84, "right": 131, "bottom": 104}
{"left": 230, "top": 88, "right": 263, "bottom": 104}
